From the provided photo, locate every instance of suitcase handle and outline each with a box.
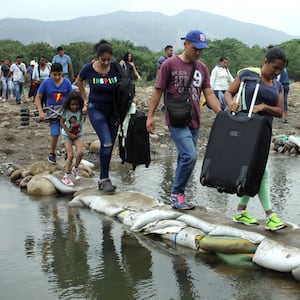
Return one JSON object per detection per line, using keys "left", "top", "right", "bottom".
{"left": 233, "top": 76, "right": 260, "bottom": 117}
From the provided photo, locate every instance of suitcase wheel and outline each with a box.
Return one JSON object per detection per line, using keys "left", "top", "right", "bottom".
{"left": 237, "top": 185, "right": 244, "bottom": 197}
{"left": 200, "top": 176, "right": 206, "bottom": 186}
{"left": 217, "top": 187, "right": 224, "bottom": 193}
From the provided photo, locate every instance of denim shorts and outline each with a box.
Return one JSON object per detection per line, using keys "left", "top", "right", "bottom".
{"left": 61, "top": 135, "right": 81, "bottom": 143}
{"left": 49, "top": 120, "right": 61, "bottom": 136}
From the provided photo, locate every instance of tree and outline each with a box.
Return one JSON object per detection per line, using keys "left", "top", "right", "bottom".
{"left": 278, "top": 39, "right": 300, "bottom": 81}
{"left": 64, "top": 42, "right": 95, "bottom": 75}
{"left": 25, "top": 42, "right": 55, "bottom": 64}
{"left": 0, "top": 38, "right": 299, "bottom": 82}
{"left": 0, "top": 40, "right": 26, "bottom": 62}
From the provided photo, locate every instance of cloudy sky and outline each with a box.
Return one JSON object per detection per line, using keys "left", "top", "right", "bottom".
{"left": 1, "top": 0, "right": 299, "bottom": 35}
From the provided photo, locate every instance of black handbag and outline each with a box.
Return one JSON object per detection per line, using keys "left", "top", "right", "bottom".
{"left": 165, "top": 63, "right": 196, "bottom": 127}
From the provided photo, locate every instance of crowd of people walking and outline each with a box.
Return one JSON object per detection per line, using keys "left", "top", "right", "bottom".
{"left": 0, "top": 33, "right": 290, "bottom": 231}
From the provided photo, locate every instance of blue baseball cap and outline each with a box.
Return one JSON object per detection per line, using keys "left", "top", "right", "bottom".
{"left": 181, "top": 30, "right": 209, "bottom": 49}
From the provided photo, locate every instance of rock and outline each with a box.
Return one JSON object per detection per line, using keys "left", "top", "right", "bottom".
{"left": 5, "top": 166, "right": 16, "bottom": 176}
{"left": 21, "top": 169, "right": 32, "bottom": 178}
{"left": 30, "top": 161, "right": 61, "bottom": 175}
{"left": 10, "top": 169, "right": 22, "bottom": 181}
{"left": 27, "top": 175, "right": 57, "bottom": 195}
{"left": 0, "top": 121, "right": 10, "bottom": 128}
{"left": 19, "top": 175, "right": 33, "bottom": 190}
{"left": 78, "top": 163, "right": 93, "bottom": 177}
{"left": 89, "top": 139, "right": 100, "bottom": 154}
{"left": 29, "top": 161, "right": 49, "bottom": 175}
{"left": 79, "top": 169, "right": 90, "bottom": 178}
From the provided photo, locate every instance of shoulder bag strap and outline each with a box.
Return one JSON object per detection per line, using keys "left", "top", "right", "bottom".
{"left": 17, "top": 64, "right": 25, "bottom": 74}
{"left": 182, "top": 62, "right": 196, "bottom": 94}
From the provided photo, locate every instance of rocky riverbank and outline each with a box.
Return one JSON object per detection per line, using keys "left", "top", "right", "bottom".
{"left": 0, "top": 83, "right": 300, "bottom": 184}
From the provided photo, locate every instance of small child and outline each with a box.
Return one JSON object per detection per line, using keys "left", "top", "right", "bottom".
{"left": 60, "top": 91, "right": 85, "bottom": 186}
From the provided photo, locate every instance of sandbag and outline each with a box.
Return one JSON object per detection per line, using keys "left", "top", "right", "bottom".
{"left": 176, "top": 214, "right": 215, "bottom": 233}
{"left": 253, "top": 238, "right": 300, "bottom": 272}
{"left": 208, "top": 225, "right": 265, "bottom": 244}
{"left": 142, "top": 219, "right": 187, "bottom": 234}
{"left": 199, "top": 235, "right": 257, "bottom": 253}
{"left": 162, "top": 227, "right": 205, "bottom": 250}
{"left": 129, "top": 209, "right": 182, "bottom": 232}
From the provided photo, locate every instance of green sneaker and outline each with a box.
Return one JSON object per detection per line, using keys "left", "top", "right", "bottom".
{"left": 233, "top": 210, "right": 259, "bottom": 226}
{"left": 265, "top": 213, "right": 287, "bottom": 231}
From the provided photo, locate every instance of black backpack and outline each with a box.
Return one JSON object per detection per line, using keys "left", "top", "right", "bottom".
{"left": 113, "top": 62, "right": 136, "bottom": 124}
{"left": 118, "top": 110, "right": 151, "bottom": 170}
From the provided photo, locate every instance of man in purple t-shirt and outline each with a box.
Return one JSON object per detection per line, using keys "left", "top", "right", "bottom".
{"left": 146, "top": 29, "right": 221, "bottom": 210}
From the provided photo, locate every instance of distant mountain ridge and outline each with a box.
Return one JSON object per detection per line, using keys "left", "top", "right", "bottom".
{"left": 0, "top": 9, "right": 298, "bottom": 51}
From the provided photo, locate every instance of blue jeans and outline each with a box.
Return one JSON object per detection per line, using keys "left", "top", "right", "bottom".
{"left": 88, "top": 103, "right": 118, "bottom": 180}
{"left": 282, "top": 83, "right": 289, "bottom": 111}
{"left": 169, "top": 125, "right": 199, "bottom": 194}
{"left": 13, "top": 81, "right": 24, "bottom": 103}
{"left": 214, "top": 90, "right": 226, "bottom": 111}
{"left": 1, "top": 77, "right": 13, "bottom": 99}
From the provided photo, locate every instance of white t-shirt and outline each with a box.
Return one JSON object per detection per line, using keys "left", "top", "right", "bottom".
{"left": 10, "top": 63, "right": 26, "bottom": 82}
{"left": 32, "top": 63, "right": 51, "bottom": 81}
{"left": 210, "top": 65, "right": 234, "bottom": 90}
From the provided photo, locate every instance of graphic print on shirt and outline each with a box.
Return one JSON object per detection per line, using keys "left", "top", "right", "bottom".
{"left": 92, "top": 76, "right": 118, "bottom": 85}
{"left": 171, "top": 69, "right": 203, "bottom": 102}
{"left": 191, "top": 70, "right": 203, "bottom": 102}
{"left": 53, "top": 92, "right": 63, "bottom": 102}
{"left": 193, "top": 70, "right": 202, "bottom": 88}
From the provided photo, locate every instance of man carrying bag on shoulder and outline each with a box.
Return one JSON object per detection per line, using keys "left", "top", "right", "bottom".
{"left": 146, "top": 29, "right": 221, "bottom": 210}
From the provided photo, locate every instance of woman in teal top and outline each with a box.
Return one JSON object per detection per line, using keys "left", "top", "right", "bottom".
{"left": 225, "top": 47, "right": 288, "bottom": 232}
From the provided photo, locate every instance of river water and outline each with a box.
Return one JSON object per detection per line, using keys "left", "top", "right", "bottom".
{"left": 1, "top": 154, "right": 300, "bottom": 300}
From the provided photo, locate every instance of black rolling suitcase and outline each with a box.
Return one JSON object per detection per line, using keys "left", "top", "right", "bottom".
{"left": 200, "top": 77, "right": 272, "bottom": 197}
{"left": 119, "top": 110, "right": 151, "bottom": 170}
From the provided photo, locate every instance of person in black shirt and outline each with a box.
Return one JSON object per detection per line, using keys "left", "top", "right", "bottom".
{"left": 119, "top": 52, "right": 141, "bottom": 81}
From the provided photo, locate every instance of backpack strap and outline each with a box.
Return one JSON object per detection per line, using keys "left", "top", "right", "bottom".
{"left": 236, "top": 68, "right": 261, "bottom": 112}
{"left": 113, "top": 61, "right": 136, "bottom": 129}
{"left": 114, "top": 61, "right": 128, "bottom": 78}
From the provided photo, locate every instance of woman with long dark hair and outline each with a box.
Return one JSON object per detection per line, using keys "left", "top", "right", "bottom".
{"left": 77, "top": 40, "right": 121, "bottom": 194}
{"left": 119, "top": 52, "right": 141, "bottom": 81}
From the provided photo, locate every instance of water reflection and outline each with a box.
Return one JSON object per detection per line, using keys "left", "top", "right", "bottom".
{"left": 29, "top": 203, "right": 90, "bottom": 297}
{"left": 268, "top": 155, "right": 300, "bottom": 223}
{"left": 9, "top": 200, "right": 300, "bottom": 299}
{"left": 112, "top": 155, "right": 300, "bottom": 223}
{"left": 2, "top": 155, "right": 300, "bottom": 299}
{"left": 22, "top": 201, "right": 154, "bottom": 299}
{"left": 269, "top": 157, "right": 290, "bottom": 211}
{"left": 20, "top": 200, "right": 236, "bottom": 299}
